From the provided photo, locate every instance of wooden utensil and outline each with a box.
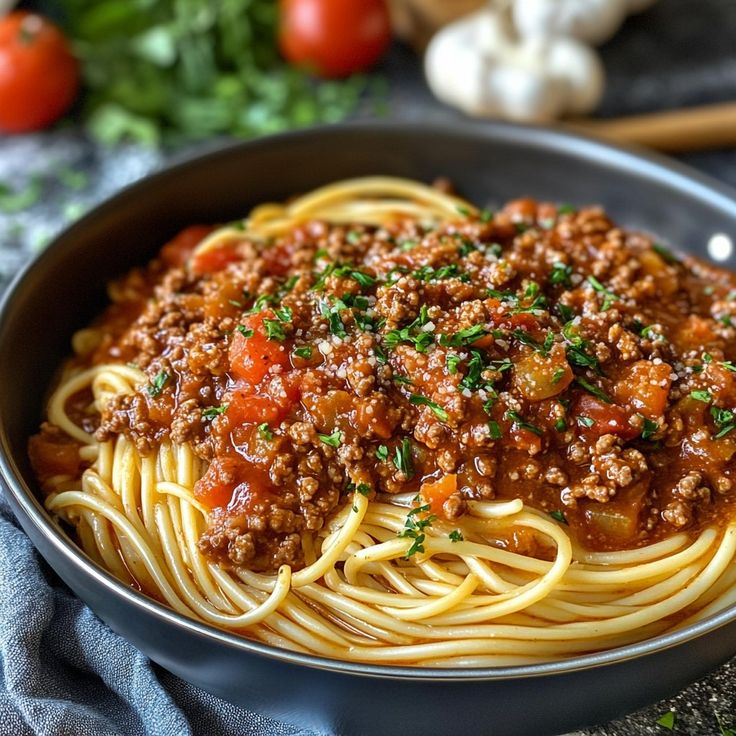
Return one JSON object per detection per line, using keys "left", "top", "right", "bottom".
{"left": 568, "top": 102, "right": 736, "bottom": 152}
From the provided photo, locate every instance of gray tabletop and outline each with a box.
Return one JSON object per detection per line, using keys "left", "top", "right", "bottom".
{"left": 1, "top": 0, "right": 736, "bottom": 733}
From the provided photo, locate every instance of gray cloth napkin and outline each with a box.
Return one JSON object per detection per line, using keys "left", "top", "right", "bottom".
{"left": 0, "top": 488, "right": 314, "bottom": 736}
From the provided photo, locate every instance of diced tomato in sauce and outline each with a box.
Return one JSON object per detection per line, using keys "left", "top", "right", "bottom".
{"left": 229, "top": 311, "right": 291, "bottom": 386}
{"left": 160, "top": 225, "right": 213, "bottom": 267}
{"left": 191, "top": 244, "right": 241, "bottom": 275}
{"left": 574, "top": 393, "right": 637, "bottom": 439}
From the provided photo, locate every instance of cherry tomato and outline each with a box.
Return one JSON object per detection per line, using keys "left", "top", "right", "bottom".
{"left": 278, "top": 0, "right": 391, "bottom": 78}
{"left": 0, "top": 12, "right": 80, "bottom": 133}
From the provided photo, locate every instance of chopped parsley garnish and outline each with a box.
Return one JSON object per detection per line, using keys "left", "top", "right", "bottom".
{"left": 549, "top": 510, "right": 568, "bottom": 525}
{"left": 447, "top": 354, "right": 461, "bottom": 374}
{"left": 384, "top": 326, "right": 434, "bottom": 353}
{"left": 147, "top": 371, "right": 169, "bottom": 398}
{"left": 383, "top": 306, "right": 434, "bottom": 352}
{"left": 640, "top": 416, "right": 659, "bottom": 440}
{"left": 439, "top": 323, "right": 487, "bottom": 348}
{"left": 722, "top": 361, "right": 736, "bottom": 372}
{"left": 556, "top": 303, "right": 575, "bottom": 323}
{"left": 318, "top": 430, "right": 343, "bottom": 447}
{"left": 512, "top": 329, "right": 553, "bottom": 356}
{"left": 487, "top": 420, "right": 503, "bottom": 439}
{"left": 457, "top": 239, "right": 477, "bottom": 257}
{"left": 399, "top": 238, "right": 418, "bottom": 251}
{"left": 505, "top": 410, "right": 543, "bottom": 436}
{"left": 656, "top": 711, "right": 676, "bottom": 730}
{"left": 551, "top": 367, "right": 566, "bottom": 384}
{"left": 398, "top": 502, "right": 435, "bottom": 558}
{"left": 690, "top": 390, "right": 712, "bottom": 403}
{"left": 641, "top": 325, "right": 666, "bottom": 342}
{"left": 346, "top": 230, "right": 362, "bottom": 244}
{"left": 202, "top": 405, "right": 228, "bottom": 420}
{"left": 263, "top": 318, "right": 287, "bottom": 341}
{"left": 236, "top": 325, "right": 254, "bottom": 338}
{"left": 409, "top": 394, "right": 449, "bottom": 421}
{"left": 459, "top": 350, "right": 485, "bottom": 390}
{"left": 248, "top": 293, "right": 279, "bottom": 313}
{"left": 557, "top": 204, "right": 575, "bottom": 215}
{"left": 449, "top": 530, "right": 464, "bottom": 542}
{"left": 356, "top": 483, "right": 371, "bottom": 496}
{"left": 549, "top": 261, "right": 573, "bottom": 287}
{"left": 393, "top": 438, "right": 415, "bottom": 479}
{"left": 393, "top": 374, "right": 413, "bottom": 386}
{"left": 375, "top": 444, "right": 389, "bottom": 462}
{"left": 374, "top": 345, "right": 388, "bottom": 365}
{"left": 487, "top": 288, "right": 518, "bottom": 303}
{"left": 711, "top": 406, "right": 736, "bottom": 438}
{"left": 577, "top": 415, "right": 595, "bottom": 428}
{"left": 652, "top": 243, "right": 679, "bottom": 264}
{"left": 412, "top": 264, "right": 469, "bottom": 283}
{"left": 554, "top": 418, "right": 567, "bottom": 432}
{"left": 258, "top": 423, "right": 274, "bottom": 441}
{"left": 480, "top": 208, "right": 494, "bottom": 223}
{"left": 456, "top": 205, "right": 472, "bottom": 217}
{"left": 273, "top": 305, "right": 293, "bottom": 322}
{"left": 293, "top": 346, "right": 312, "bottom": 359}
{"left": 319, "top": 298, "right": 348, "bottom": 339}
{"left": 562, "top": 322, "right": 602, "bottom": 374}
{"left": 587, "top": 275, "right": 619, "bottom": 311}
{"left": 575, "top": 376, "right": 611, "bottom": 403}
{"left": 333, "top": 264, "right": 375, "bottom": 288}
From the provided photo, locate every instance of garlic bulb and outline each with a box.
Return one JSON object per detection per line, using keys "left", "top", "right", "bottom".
{"left": 425, "top": 8, "right": 604, "bottom": 123}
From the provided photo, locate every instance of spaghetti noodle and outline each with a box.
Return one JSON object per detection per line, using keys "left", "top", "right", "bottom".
{"left": 31, "top": 177, "right": 736, "bottom": 666}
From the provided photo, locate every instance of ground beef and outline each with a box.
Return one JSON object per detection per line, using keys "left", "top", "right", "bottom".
{"left": 31, "top": 193, "right": 736, "bottom": 570}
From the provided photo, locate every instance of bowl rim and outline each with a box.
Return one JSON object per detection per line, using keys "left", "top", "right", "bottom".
{"left": 3, "top": 118, "right": 736, "bottom": 682}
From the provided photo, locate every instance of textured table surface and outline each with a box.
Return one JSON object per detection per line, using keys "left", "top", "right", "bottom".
{"left": 2, "top": 0, "right": 736, "bottom": 733}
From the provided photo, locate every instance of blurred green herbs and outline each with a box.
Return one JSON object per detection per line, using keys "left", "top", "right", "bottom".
{"left": 59, "top": 0, "right": 384, "bottom": 145}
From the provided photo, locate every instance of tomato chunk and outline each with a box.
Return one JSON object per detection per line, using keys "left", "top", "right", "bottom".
{"left": 229, "top": 311, "right": 291, "bottom": 385}
{"left": 614, "top": 360, "right": 672, "bottom": 419}
{"left": 160, "top": 225, "right": 213, "bottom": 267}
{"left": 191, "top": 244, "right": 240, "bottom": 275}
{"left": 226, "top": 374, "right": 300, "bottom": 426}
{"left": 574, "top": 393, "right": 637, "bottom": 439}
{"left": 421, "top": 474, "right": 458, "bottom": 516}
{"left": 513, "top": 344, "right": 573, "bottom": 401}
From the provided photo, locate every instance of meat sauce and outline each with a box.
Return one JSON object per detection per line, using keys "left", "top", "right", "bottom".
{"left": 30, "top": 197, "right": 736, "bottom": 572}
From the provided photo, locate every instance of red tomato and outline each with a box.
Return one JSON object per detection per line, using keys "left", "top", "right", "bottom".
{"left": 574, "top": 394, "right": 637, "bottom": 439}
{"left": 278, "top": 0, "right": 391, "bottom": 78}
{"left": 190, "top": 244, "right": 241, "bottom": 275}
{"left": 227, "top": 374, "right": 301, "bottom": 426}
{"left": 159, "top": 225, "right": 214, "bottom": 268}
{"left": 229, "top": 312, "right": 291, "bottom": 385}
{"left": 0, "top": 12, "right": 80, "bottom": 133}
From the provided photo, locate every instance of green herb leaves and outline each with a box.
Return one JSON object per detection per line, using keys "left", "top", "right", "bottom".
{"left": 409, "top": 394, "right": 449, "bottom": 421}
{"left": 318, "top": 430, "right": 343, "bottom": 448}
{"left": 202, "top": 405, "right": 228, "bottom": 420}
{"left": 147, "top": 371, "right": 169, "bottom": 397}
{"left": 393, "top": 438, "right": 415, "bottom": 479}
{"left": 398, "top": 502, "right": 435, "bottom": 558}
{"left": 587, "top": 276, "right": 619, "bottom": 312}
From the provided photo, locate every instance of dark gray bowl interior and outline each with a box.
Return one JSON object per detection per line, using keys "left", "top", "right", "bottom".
{"left": 2, "top": 121, "right": 736, "bottom": 736}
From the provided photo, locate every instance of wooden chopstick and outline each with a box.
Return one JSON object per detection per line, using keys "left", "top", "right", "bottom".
{"left": 568, "top": 102, "right": 736, "bottom": 153}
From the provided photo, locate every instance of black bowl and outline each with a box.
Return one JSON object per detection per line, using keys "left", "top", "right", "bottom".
{"left": 2, "top": 122, "right": 736, "bottom": 736}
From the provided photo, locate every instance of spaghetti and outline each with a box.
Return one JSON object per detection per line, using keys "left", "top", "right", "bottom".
{"left": 31, "top": 177, "right": 736, "bottom": 666}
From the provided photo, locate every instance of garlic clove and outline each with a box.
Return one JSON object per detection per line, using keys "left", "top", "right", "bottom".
{"left": 513, "top": 0, "right": 628, "bottom": 46}
{"left": 485, "top": 66, "right": 567, "bottom": 122}
{"left": 543, "top": 38, "right": 605, "bottom": 115}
